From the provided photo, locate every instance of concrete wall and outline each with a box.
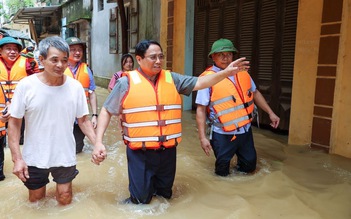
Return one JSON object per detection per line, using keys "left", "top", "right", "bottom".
{"left": 138, "top": 0, "right": 161, "bottom": 41}
{"left": 61, "top": 0, "right": 92, "bottom": 23}
{"left": 289, "top": 0, "right": 322, "bottom": 146}
{"left": 290, "top": 0, "right": 351, "bottom": 158}
{"left": 330, "top": 0, "right": 351, "bottom": 156}
{"left": 160, "top": 0, "right": 194, "bottom": 110}
{"left": 92, "top": 0, "right": 162, "bottom": 88}
{"left": 174, "top": 0, "right": 194, "bottom": 110}
{"left": 91, "top": 0, "right": 119, "bottom": 88}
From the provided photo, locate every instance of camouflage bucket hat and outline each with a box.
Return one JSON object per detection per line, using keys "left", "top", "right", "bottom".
{"left": 208, "top": 38, "right": 237, "bottom": 58}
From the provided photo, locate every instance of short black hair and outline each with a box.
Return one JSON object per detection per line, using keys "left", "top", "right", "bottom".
{"left": 135, "top": 40, "right": 162, "bottom": 58}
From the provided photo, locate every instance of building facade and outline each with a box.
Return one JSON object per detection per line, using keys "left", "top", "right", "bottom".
{"left": 91, "top": 0, "right": 351, "bottom": 158}
{"left": 8, "top": 0, "right": 351, "bottom": 158}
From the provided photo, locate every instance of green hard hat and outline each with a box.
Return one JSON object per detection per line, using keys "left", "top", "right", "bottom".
{"left": 208, "top": 38, "right": 237, "bottom": 58}
{"left": 65, "top": 37, "right": 86, "bottom": 46}
{"left": 0, "top": 37, "right": 23, "bottom": 51}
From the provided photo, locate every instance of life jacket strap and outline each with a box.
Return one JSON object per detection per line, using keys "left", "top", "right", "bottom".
{"left": 123, "top": 132, "right": 181, "bottom": 142}
{"left": 122, "top": 104, "right": 181, "bottom": 114}
{"left": 122, "top": 118, "right": 181, "bottom": 128}
{"left": 209, "top": 95, "right": 236, "bottom": 107}
{"left": 214, "top": 100, "right": 254, "bottom": 118}
{"left": 0, "top": 80, "right": 20, "bottom": 85}
{"left": 213, "top": 115, "right": 251, "bottom": 129}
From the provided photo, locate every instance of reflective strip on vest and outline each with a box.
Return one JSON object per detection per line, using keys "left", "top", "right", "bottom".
{"left": 213, "top": 115, "right": 251, "bottom": 129}
{"left": 123, "top": 132, "right": 182, "bottom": 142}
{"left": 129, "top": 71, "right": 142, "bottom": 84}
{"left": 0, "top": 126, "right": 5, "bottom": 131}
{"left": 122, "top": 104, "right": 182, "bottom": 114}
{"left": 3, "top": 89, "right": 15, "bottom": 94}
{"left": 0, "top": 80, "right": 20, "bottom": 85}
{"left": 214, "top": 100, "right": 254, "bottom": 118}
{"left": 122, "top": 118, "right": 181, "bottom": 128}
{"left": 209, "top": 95, "right": 236, "bottom": 107}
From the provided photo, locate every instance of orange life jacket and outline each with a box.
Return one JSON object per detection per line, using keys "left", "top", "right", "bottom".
{"left": 121, "top": 69, "right": 182, "bottom": 150}
{"left": 64, "top": 62, "right": 90, "bottom": 100}
{"left": 0, "top": 56, "right": 28, "bottom": 136}
{"left": 20, "top": 48, "right": 40, "bottom": 74}
{"left": 201, "top": 69, "right": 254, "bottom": 132}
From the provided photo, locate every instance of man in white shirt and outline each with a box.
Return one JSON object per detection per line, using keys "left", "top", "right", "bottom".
{"left": 8, "top": 36, "right": 97, "bottom": 205}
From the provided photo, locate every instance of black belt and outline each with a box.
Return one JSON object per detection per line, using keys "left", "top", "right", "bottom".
{"left": 142, "top": 145, "right": 168, "bottom": 152}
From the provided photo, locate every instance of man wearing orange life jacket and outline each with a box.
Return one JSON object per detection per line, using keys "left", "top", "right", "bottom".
{"left": 64, "top": 37, "right": 98, "bottom": 154}
{"left": 20, "top": 46, "right": 41, "bottom": 74}
{"left": 0, "top": 37, "right": 32, "bottom": 181}
{"left": 196, "top": 38, "right": 280, "bottom": 177}
{"left": 92, "top": 39, "right": 250, "bottom": 204}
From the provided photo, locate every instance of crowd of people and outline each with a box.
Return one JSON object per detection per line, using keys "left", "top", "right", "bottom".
{"left": 0, "top": 35, "right": 279, "bottom": 205}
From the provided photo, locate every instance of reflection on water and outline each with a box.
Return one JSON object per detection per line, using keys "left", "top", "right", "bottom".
{"left": 1, "top": 87, "right": 350, "bottom": 219}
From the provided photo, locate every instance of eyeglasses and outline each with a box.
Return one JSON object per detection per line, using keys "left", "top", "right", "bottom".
{"left": 145, "top": 54, "right": 165, "bottom": 61}
{"left": 215, "top": 52, "right": 233, "bottom": 59}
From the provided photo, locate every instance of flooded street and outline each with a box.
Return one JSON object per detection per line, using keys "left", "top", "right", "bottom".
{"left": 1, "top": 87, "right": 351, "bottom": 219}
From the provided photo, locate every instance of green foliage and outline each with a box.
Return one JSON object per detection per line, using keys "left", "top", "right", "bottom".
{"left": 0, "top": 3, "right": 10, "bottom": 20}
{"left": 5, "top": 0, "right": 34, "bottom": 15}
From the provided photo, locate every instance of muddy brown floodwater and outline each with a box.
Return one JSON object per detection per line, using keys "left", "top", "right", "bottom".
{"left": 1, "top": 87, "right": 350, "bottom": 219}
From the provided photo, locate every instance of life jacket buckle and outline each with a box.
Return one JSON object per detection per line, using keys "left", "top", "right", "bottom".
{"left": 158, "top": 120, "right": 166, "bottom": 126}
{"left": 159, "top": 135, "right": 166, "bottom": 142}
{"left": 156, "top": 105, "right": 165, "bottom": 111}
{"left": 142, "top": 142, "right": 147, "bottom": 151}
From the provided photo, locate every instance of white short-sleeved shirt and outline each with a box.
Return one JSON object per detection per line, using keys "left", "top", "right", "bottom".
{"left": 10, "top": 74, "right": 89, "bottom": 168}
{"left": 195, "top": 65, "right": 256, "bottom": 135}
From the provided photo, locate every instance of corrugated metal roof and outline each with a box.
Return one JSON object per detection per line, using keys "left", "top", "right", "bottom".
{"left": 11, "top": 6, "right": 61, "bottom": 24}
{"left": 0, "top": 28, "right": 31, "bottom": 40}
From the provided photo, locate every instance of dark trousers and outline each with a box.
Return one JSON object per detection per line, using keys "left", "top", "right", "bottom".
{"left": 20, "top": 119, "right": 25, "bottom": 145}
{"left": 0, "top": 135, "right": 5, "bottom": 164}
{"left": 4, "top": 120, "right": 24, "bottom": 145}
{"left": 0, "top": 135, "right": 6, "bottom": 179}
{"left": 210, "top": 127, "right": 257, "bottom": 176}
{"left": 73, "top": 124, "right": 85, "bottom": 153}
{"left": 127, "top": 146, "right": 176, "bottom": 204}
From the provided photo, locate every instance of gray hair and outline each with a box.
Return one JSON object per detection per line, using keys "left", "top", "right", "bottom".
{"left": 39, "top": 36, "right": 69, "bottom": 59}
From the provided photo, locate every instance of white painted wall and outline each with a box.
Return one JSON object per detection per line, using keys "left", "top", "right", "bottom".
{"left": 91, "top": 0, "right": 119, "bottom": 80}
